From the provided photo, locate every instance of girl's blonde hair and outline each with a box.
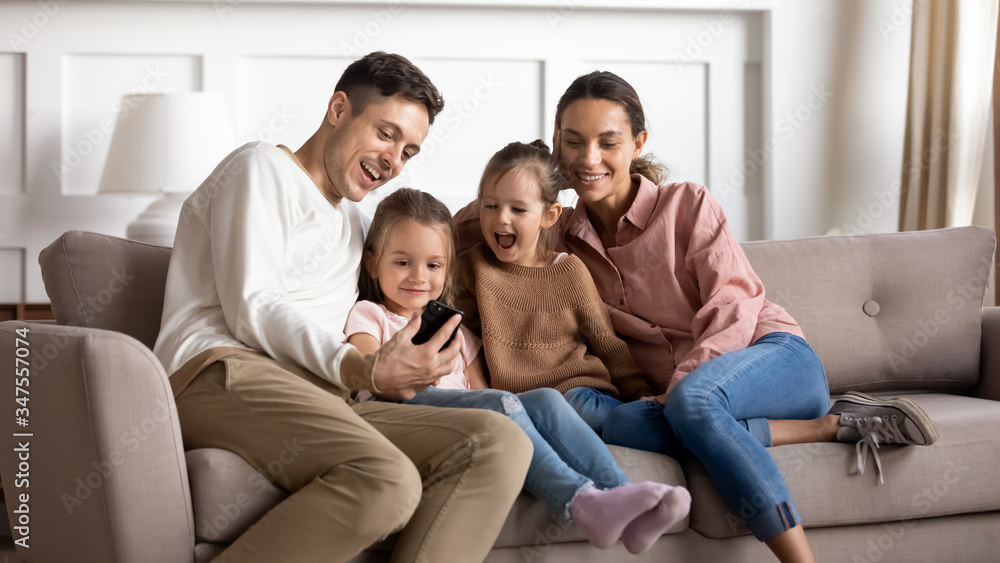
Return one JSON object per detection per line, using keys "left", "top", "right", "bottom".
{"left": 477, "top": 139, "right": 562, "bottom": 254}
{"left": 359, "top": 188, "right": 458, "bottom": 306}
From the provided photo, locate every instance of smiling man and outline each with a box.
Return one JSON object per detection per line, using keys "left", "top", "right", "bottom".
{"left": 153, "top": 52, "right": 532, "bottom": 562}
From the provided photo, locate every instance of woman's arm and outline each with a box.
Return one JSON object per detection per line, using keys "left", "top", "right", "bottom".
{"left": 569, "top": 259, "right": 653, "bottom": 401}
{"left": 667, "top": 187, "right": 766, "bottom": 396}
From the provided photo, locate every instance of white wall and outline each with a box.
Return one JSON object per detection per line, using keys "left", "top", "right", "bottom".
{"left": 1, "top": 0, "right": 774, "bottom": 302}
{"left": 0, "top": 0, "right": 921, "bottom": 303}
{"left": 770, "top": 0, "right": 913, "bottom": 239}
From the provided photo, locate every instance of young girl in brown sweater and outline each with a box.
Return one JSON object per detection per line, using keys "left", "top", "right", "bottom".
{"left": 454, "top": 141, "right": 655, "bottom": 407}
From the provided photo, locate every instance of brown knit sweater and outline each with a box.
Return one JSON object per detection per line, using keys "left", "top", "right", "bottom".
{"left": 455, "top": 244, "right": 652, "bottom": 401}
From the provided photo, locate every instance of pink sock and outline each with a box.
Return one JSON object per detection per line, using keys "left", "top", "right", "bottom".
{"left": 569, "top": 481, "right": 667, "bottom": 549}
{"left": 621, "top": 486, "right": 691, "bottom": 554}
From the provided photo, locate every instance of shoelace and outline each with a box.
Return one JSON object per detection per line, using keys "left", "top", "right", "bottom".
{"left": 847, "top": 415, "right": 907, "bottom": 485}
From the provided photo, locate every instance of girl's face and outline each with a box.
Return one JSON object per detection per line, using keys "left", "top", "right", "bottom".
{"left": 367, "top": 220, "right": 449, "bottom": 318}
{"left": 480, "top": 168, "right": 561, "bottom": 268}
{"left": 556, "top": 98, "right": 646, "bottom": 209}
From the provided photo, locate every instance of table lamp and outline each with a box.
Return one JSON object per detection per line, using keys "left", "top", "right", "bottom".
{"left": 98, "top": 92, "right": 234, "bottom": 246}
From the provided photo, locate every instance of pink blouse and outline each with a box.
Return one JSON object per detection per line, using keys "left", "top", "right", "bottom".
{"left": 455, "top": 175, "right": 803, "bottom": 395}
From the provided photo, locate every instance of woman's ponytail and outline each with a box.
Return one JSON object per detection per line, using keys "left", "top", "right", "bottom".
{"left": 629, "top": 154, "right": 666, "bottom": 185}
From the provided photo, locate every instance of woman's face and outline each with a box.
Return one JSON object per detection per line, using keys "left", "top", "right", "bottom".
{"left": 556, "top": 98, "right": 646, "bottom": 209}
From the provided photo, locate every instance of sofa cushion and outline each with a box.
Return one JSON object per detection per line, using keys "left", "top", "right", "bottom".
{"left": 39, "top": 230, "right": 171, "bottom": 351}
{"left": 491, "top": 445, "right": 689, "bottom": 550}
{"left": 686, "top": 393, "right": 1000, "bottom": 538}
{"left": 743, "top": 227, "right": 995, "bottom": 393}
{"left": 186, "top": 448, "right": 288, "bottom": 543}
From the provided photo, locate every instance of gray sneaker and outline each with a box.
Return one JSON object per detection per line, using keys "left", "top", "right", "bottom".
{"left": 828, "top": 391, "right": 939, "bottom": 484}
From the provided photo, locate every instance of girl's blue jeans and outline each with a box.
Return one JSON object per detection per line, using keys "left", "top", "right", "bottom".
{"left": 564, "top": 332, "right": 829, "bottom": 541}
{"left": 404, "top": 386, "right": 628, "bottom": 518}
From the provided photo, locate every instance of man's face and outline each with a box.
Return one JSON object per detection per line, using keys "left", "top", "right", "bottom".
{"left": 323, "top": 92, "right": 429, "bottom": 203}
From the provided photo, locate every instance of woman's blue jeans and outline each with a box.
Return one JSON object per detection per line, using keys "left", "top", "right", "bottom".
{"left": 564, "top": 332, "right": 829, "bottom": 541}
{"left": 404, "top": 386, "right": 628, "bottom": 518}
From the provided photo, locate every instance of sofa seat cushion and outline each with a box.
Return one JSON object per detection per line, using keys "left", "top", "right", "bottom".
{"left": 686, "top": 394, "right": 1000, "bottom": 538}
{"left": 186, "top": 448, "right": 288, "bottom": 543}
{"left": 490, "top": 445, "right": 689, "bottom": 550}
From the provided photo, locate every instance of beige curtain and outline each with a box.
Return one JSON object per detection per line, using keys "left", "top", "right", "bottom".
{"left": 995, "top": 17, "right": 1000, "bottom": 243}
{"left": 900, "top": 0, "right": 999, "bottom": 231}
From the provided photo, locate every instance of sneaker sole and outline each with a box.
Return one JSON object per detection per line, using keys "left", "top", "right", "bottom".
{"left": 837, "top": 391, "right": 939, "bottom": 445}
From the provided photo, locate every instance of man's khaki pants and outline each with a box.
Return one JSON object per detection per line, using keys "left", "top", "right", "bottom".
{"left": 175, "top": 351, "right": 533, "bottom": 562}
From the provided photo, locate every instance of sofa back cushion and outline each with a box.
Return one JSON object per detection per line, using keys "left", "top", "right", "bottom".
{"left": 39, "top": 231, "right": 171, "bottom": 351}
{"left": 742, "top": 226, "right": 995, "bottom": 393}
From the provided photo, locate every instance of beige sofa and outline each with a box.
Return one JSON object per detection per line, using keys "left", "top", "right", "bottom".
{"left": 2, "top": 226, "right": 999, "bottom": 562}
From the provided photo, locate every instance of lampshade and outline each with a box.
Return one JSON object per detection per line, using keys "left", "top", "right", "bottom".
{"left": 98, "top": 92, "right": 234, "bottom": 195}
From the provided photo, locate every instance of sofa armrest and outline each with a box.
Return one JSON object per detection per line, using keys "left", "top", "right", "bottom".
{"left": 973, "top": 307, "right": 1000, "bottom": 401}
{"left": 0, "top": 321, "right": 194, "bottom": 562}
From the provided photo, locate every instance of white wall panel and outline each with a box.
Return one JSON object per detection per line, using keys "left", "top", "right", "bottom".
{"left": 0, "top": 249, "right": 24, "bottom": 302}
{"left": 237, "top": 56, "right": 346, "bottom": 150}
{"left": 60, "top": 54, "right": 202, "bottom": 195}
{"left": 239, "top": 56, "right": 543, "bottom": 213}
{"left": 394, "top": 58, "right": 543, "bottom": 211}
{"left": 579, "top": 60, "right": 709, "bottom": 187}
{"left": 0, "top": 53, "right": 25, "bottom": 196}
{"left": 0, "top": 1, "right": 770, "bottom": 302}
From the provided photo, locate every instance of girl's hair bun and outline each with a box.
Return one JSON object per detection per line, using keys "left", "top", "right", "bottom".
{"left": 528, "top": 139, "right": 550, "bottom": 153}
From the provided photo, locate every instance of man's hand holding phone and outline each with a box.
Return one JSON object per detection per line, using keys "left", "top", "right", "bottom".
{"left": 370, "top": 305, "right": 463, "bottom": 400}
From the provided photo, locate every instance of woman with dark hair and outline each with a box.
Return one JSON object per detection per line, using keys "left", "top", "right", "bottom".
{"left": 457, "top": 70, "right": 938, "bottom": 562}
{"left": 547, "top": 71, "right": 937, "bottom": 562}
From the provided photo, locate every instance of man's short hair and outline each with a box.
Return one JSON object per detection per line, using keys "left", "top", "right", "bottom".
{"left": 335, "top": 52, "right": 445, "bottom": 124}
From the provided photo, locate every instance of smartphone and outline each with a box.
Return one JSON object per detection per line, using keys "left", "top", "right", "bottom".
{"left": 411, "top": 300, "right": 463, "bottom": 351}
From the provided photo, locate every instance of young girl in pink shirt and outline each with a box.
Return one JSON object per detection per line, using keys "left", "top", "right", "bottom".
{"left": 344, "top": 187, "right": 689, "bottom": 553}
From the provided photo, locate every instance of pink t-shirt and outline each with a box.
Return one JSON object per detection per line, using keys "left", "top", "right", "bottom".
{"left": 344, "top": 300, "right": 480, "bottom": 391}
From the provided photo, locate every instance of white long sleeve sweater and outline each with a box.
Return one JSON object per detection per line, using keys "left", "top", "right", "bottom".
{"left": 153, "top": 142, "right": 368, "bottom": 390}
